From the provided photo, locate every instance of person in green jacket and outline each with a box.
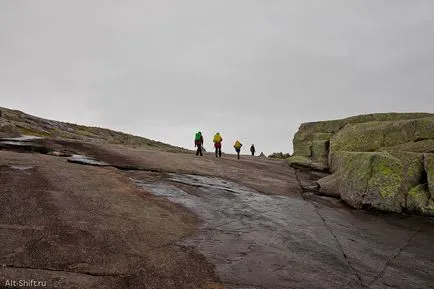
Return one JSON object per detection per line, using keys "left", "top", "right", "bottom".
{"left": 194, "top": 131, "right": 204, "bottom": 156}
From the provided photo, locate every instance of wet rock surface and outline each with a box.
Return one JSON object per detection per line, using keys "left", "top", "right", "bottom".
{"left": 134, "top": 173, "right": 434, "bottom": 289}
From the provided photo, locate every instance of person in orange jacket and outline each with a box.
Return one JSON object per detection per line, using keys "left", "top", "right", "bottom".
{"left": 213, "top": 132, "right": 223, "bottom": 158}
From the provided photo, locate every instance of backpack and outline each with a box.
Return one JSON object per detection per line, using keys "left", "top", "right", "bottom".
{"left": 195, "top": 132, "right": 202, "bottom": 141}
{"left": 213, "top": 134, "right": 222, "bottom": 143}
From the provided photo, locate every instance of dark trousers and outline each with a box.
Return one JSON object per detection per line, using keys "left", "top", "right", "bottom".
{"left": 196, "top": 144, "right": 203, "bottom": 156}
{"left": 215, "top": 147, "right": 222, "bottom": 158}
{"left": 251, "top": 151, "right": 255, "bottom": 156}
{"left": 235, "top": 148, "right": 240, "bottom": 159}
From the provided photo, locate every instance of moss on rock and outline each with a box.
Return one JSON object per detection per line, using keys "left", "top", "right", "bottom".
{"left": 330, "top": 117, "right": 434, "bottom": 153}
{"left": 424, "top": 153, "right": 434, "bottom": 198}
{"left": 407, "top": 184, "right": 433, "bottom": 216}
{"left": 291, "top": 113, "right": 434, "bottom": 216}
{"left": 293, "top": 113, "right": 433, "bottom": 156}
{"left": 330, "top": 152, "right": 404, "bottom": 212}
{"left": 287, "top": 155, "right": 311, "bottom": 166}
{"left": 311, "top": 140, "right": 329, "bottom": 165}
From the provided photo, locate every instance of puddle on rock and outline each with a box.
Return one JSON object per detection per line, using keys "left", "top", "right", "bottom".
{"left": 67, "top": 155, "right": 110, "bottom": 167}
{"left": 9, "top": 165, "right": 34, "bottom": 171}
{"left": 0, "top": 135, "right": 43, "bottom": 142}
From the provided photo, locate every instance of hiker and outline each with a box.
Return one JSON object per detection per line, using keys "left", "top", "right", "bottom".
{"left": 250, "top": 144, "right": 255, "bottom": 156}
{"left": 234, "top": 140, "right": 242, "bottom": 159}
{"left": 213, "top": 132, "right": 223, "bottom": 158}
{"left": 194, "top": 131, "right": 204, "bottom": 156}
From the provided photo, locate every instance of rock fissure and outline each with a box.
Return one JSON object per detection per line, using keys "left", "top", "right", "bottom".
{"left": 367, "top": 227, "right": 422, "bottom": 288}
{"left": 312, "top": 208, "right": 366, "bottom": 289}
{"left": 1, "top": 264, "right": 131, "bottom": 278}
{"left": 292, "top": 167, "right": 365, "bottom": 288}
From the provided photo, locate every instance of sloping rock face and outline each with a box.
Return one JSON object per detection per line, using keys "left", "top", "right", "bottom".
{"left": 0, "top": 106, "right": 187, "bottom": 152}
{"left": 288, "top": 113, "right": 434, "bottom": 216}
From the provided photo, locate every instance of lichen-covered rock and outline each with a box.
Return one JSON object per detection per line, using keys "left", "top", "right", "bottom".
{"left": 337, "top": 152, "right": 405, "bottom": 212}
{"left": 291, "top": 113, "right": 434, "bottom": 216}
{"left": 287, "top": 155, "right": 311, "bottom": 166}
{"left": 378, "top": 139, "right": 434, "bottom": 153}
{"left": 287, "top": 155, "right": 328, "bottom": 171}
{"left": 311, "top": 140, "right": 329, "bottom": 165}
{"left": 407, "top": 184, "right": 434, "bottom": 216}
{"left": 293, "top": 113, "right": 433, "bottom": 157}
{"left": 424, "top": 153, "right": 434, "bottom": 198}
{"left": 330, "top": 117, "right": 434, "bottom": 153}
{"left": 388, "top": 151, "right": 425, "bottom": 195}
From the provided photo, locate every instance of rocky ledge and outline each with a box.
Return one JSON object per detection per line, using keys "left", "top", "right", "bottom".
{"left": 287, "top": 113, "right": 434, "bottom": 216}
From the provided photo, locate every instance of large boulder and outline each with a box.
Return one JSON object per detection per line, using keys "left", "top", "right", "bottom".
{"left": 291, "top": 113, "right": 434, "bottom": 216}
{"left": 335, "top": 152, "right": 404, "bottom": 212}
{"left": 293, "top": 113, "right": 433, "bottom": 158}
{"left": 317, "top": 173, "right": 340, "bottom": 198}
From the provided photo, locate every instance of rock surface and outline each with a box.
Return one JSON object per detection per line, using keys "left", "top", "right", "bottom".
{"left": 289, "top": 113, "right": 434, "bottom": 215}
{"left": 1, "top": 135, "right": 434, "bottom": 289}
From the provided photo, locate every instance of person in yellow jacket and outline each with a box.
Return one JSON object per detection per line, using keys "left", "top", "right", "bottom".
{"left": 213, "top": 132, "right": 223, "bottom": 158}
{"left": 233, "top": 140, "right": 242, "bottom": 159}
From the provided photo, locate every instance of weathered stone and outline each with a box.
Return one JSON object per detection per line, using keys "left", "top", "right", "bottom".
{"left": 333, "top": 152, "right": 404, "bottom": 212}
{"left": 268, "top": 152, "right": 285, "bottom": 159}
{"left": 287, "top": 155, "right": 312, "bottom": 166}
{"left": 378, "top": 139, "right": 434, "bottom": 153}
{"left": 407, "top": 184, "right": 433, "bottom": 216}
{"left": 311, "top": 140, "right": 329, "bottom": 165}
{"left": 424, "top": 153, "right": 434, "bottom": 198}
{"left": 388, "top": 151, "right": 425, "bottom": 195}
{"left": 317, "top": 173, "right": 341, "bottom": 198}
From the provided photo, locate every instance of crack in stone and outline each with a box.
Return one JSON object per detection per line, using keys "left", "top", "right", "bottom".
{"left": 293, "top": 169, "right": 366, "bottom": 289}
{"left": 1, "top": 264, "right": 131, "bottom": 278}
{"left": 367, "top": 227, "right": 422, "bottom": 288}
{"left": 313, "top": 208, "right": 366, "bottom": 289}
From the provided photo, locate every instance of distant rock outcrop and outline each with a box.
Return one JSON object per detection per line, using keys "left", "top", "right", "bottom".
{"left": 268, "top": 152, "right": 291, "bottom": 159}
{"left": 288, "top": 113, "right": 434, "bottom": 216}
{"left": 258, "top": 152, "right": 266, "bottom": 157}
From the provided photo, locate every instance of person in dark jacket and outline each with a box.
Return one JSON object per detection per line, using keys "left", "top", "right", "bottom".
{"left": 194, "top": 131, "right": 204, "bottom": 156}
{"left": 250, "top": 144, "right": 256, "bottom": 156}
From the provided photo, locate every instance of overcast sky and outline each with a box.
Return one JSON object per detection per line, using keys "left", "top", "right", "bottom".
{"left": 1, "top": 1, "right": 433, "bottom": 155}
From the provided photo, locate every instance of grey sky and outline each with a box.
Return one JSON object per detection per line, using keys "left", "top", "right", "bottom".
{"left": 1, "top": 1, "right": 433, "bottom": 155}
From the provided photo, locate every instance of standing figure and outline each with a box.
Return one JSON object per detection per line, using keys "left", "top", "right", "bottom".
{"left": 234, "top": 140, "right": 243, "bottom": 159}
{"left": 194, "top": 131, "right": 204, "bottom": 156}
{"left": 250, "top": 144, "right": 256, "bottom": 156}
{"left": 213, "top": 132, "right": 223, "bottom": 158}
